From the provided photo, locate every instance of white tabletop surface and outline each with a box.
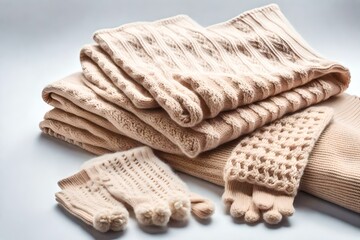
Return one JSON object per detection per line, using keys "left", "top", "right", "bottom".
{"left": 0, "top": 0, "right": 359, "bottom": 239}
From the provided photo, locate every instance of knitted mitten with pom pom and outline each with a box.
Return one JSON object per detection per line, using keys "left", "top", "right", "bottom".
{"left": 81, "top": 146, "right": 214, "bottom": 226}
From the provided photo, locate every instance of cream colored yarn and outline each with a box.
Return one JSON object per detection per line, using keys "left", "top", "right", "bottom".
{"left": 56, "top": 170, "right": 129, "bottom": 232}
{"left": 80, "top": 146, "right": 214, "bottom": 226}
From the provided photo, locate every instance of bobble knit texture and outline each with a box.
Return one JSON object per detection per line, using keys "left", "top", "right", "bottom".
{"left": 224, "top": 106, "right": 333, "bottom": 195}
{"left": 161, "top": 94, "right": 360, "bottom": 214}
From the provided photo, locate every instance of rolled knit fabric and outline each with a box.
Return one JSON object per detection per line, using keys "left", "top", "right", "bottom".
{"left": 56, "top": 170, "right": 129, "bottom": 232}
{"left": 41, "top": 94, "right": 360, "bottom": 213}
{"left": 41, "top": 4, "right": 350, "bottom": 158}
{"left": 80, "top": 146, "right": 214, "bottom": 226}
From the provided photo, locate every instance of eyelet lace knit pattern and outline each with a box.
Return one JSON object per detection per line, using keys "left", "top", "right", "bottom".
{"left": 81, "top": 146, "right": 214, "bottom": 226}
{"left": 224, "top": 107, "right": 333, "bottom": 195}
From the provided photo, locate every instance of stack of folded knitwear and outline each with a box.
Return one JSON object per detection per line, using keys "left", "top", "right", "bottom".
{"left": 40, "top": 4, "right": 360, "bottom": 227}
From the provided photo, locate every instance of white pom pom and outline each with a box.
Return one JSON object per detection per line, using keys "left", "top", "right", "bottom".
{"left": 110, "top": 207, "right": 129, "bottom": 231}
{"left": 93, "top": 210, "right": 111, "bottom": 232}
{"left": 152, "top": 203, "right": 171, "bottom": 226}
{"left": 169, "top": 197, "right": 191, "bottom": 221}
{"left": 134, "top": 203, "right": 153, "bottom": 225}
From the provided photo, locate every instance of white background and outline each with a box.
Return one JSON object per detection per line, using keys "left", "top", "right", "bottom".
{"left": 0, "top": 0, "right": 359, "bottom": 239}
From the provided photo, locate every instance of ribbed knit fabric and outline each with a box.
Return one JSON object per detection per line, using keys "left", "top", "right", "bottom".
{"left": 80, "top": 146, "right": 214, "bottom": 226}
{"left": 300, "top": 95, "right": 360, "bottom": 213}
{"left": 56, "top": 170, "right": 129, "bottom": 232}
{"left": 43, "top": 94, "right": 360, "bottom": 214}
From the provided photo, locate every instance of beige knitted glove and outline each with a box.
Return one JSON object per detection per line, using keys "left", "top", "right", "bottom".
{"left": 222, "top": 182, "right": 295, "bottom": 224}
{"left": 55, "top": 170, "right": 129, "bottom": 232}
{"left": 223, "top": 107, "right": 333, "bottom": 224}
{"left": 81, "top": 146, "right": 214, "bottom": 226}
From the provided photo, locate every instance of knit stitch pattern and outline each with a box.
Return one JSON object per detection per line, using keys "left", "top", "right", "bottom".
{"left": 224, "top": 107, "right": 333, "bottom": 195}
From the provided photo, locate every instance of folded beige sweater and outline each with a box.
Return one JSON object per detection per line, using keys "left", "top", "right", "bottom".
{"left": 39, "top": 4, "right": 358, "bottom": 213}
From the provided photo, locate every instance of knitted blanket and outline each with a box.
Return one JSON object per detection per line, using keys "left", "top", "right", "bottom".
{"left": 39, "top": 5, "right": 358, "bottom": 213}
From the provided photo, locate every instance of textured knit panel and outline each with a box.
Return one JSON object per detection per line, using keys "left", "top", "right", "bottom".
{"left": 224, "top": 107, "right": 333, "bottom": 195}
{"left": 91, "top": 4, "right": 349, "bottom": 127}
{"left": 162, "top": 94, "right": 360, "bottom": 213}
{"left": 56, "top": 170, "right": 129, "bottom": 232}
